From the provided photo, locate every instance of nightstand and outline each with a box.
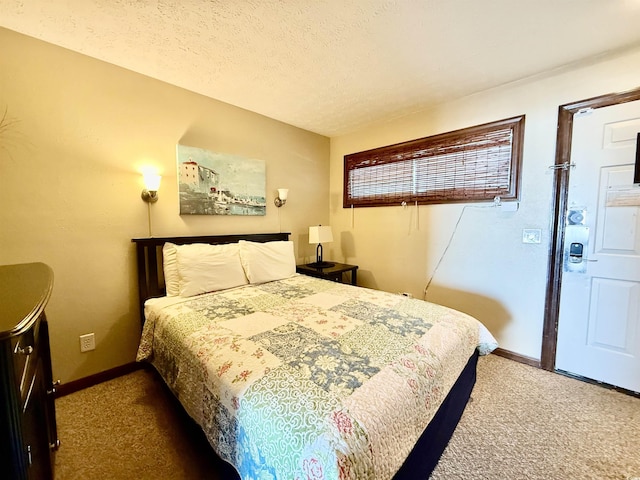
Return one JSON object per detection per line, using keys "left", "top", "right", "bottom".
{"left": 296, "top": 262, "right": 358, "bottom": 285}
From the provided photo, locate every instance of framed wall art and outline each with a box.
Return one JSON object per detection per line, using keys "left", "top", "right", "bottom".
{"left": 177, "top": 144, "right": 266, "bottom": 216}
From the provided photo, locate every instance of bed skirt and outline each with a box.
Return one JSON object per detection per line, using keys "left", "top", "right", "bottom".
{"left": 393, "top": 348, "right": 478, "bottom": 478}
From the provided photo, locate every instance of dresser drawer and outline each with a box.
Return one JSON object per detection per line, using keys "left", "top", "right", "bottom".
{"left": 12, "top": 317, "right": 41, "bottom": 407}
{"left": 22, "top": 355, "right": 52, "bottom": 480}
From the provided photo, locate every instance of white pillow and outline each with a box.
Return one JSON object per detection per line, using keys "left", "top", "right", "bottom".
{"left": 176, "top": 243, "right": 248, "bottom": 297}
{"left": 239, "top": 240, "right": 296, "bottom": 284}
{"left": 162, "top": 242, "right": 180, "bottom": 296}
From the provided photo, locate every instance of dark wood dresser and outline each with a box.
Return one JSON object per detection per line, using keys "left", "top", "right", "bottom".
{"left": 0, "top": 263, "right": 58, "bottom": 480}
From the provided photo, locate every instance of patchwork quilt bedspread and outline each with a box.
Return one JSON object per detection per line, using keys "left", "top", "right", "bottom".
{"left": 137, "top": 274, "right": 497, "bottom": 480}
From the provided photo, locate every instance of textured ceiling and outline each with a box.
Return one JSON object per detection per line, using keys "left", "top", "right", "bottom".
{"left": 1, "top": 0, "right": 640, "bottom": 137}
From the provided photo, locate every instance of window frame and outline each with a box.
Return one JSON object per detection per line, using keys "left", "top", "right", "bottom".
{"left": 343, "top": 115, "right": 525, "bottom": 208}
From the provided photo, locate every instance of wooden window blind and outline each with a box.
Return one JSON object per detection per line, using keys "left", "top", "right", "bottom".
{"left": 343, "top": 115, "right": 525, "bottom": 207}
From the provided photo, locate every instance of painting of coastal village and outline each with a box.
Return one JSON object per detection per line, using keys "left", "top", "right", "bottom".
{"left": 177, "top": 144, "right": 266, "bottom": 216}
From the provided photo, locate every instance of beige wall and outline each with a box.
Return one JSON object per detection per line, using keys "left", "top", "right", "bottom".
{"left": 330, "top": 47, "right": 640, "bottom": 360}
{"left": 0, "top": 28, "right": 330, "bottom": 383}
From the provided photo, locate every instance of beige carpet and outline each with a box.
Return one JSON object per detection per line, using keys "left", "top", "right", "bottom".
{"left": 53, "top": 354, "right": 640, "bottom": 479}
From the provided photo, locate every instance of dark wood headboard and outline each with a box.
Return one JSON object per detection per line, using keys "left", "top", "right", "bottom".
{"left": 131, "top": 232, "right": 290, "bottom": 323}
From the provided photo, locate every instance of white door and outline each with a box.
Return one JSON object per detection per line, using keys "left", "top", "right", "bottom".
{"left": 555, "top": 100, "right": 640, "bottom": 393}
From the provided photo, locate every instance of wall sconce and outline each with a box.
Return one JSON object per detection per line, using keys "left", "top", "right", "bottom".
{"left": 141, "top": 174, "right": 161, "bottom": 203}
{"left": 308, "top": 225, "right": 334, "bottom": 268}
{"left": 274, "top": 188, "right": 288, "bottom": 207}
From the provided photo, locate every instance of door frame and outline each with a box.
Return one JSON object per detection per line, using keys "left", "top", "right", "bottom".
{"left": 541, "top": 86, "right": 640, "bottom": 371}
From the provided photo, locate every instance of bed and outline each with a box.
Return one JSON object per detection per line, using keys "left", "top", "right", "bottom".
{"left": 132, "top": 233, "right": 497, "bottom": 479}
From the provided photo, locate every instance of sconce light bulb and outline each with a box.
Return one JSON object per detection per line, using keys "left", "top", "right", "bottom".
{"left": 141, "top": 173, "right": 161, "bottom": 203}
{"left": 274, "top": 188, "right": 288, "bottom": 207}
{"left": 144, "top": 174, "right": 162, "bottom": 191}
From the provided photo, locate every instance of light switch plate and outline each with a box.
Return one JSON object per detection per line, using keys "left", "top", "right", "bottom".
{"left": 522, "top": 229, "right": 542, "bottom": 244}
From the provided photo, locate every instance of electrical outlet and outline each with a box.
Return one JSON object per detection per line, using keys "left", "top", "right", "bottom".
{"left": 80, "top": 333, "right": 95, "bottom": 352}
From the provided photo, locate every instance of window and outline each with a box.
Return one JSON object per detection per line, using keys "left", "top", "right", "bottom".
{"left": 343, "top": 115, "right": 525, "bottom": 207}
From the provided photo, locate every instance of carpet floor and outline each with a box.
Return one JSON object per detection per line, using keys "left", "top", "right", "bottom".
{"left": 53, "top": 354, "right": 640, "bottom": 479}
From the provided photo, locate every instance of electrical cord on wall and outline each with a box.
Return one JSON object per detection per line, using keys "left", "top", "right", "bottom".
{"left": 423, "top": 205, "right": 468, "bottom": 300}
{"left": 422, "top": 197, "right": 502, "bottom": 300}
{"left": 147, "top": 202, "right": 153, "bottom": 237}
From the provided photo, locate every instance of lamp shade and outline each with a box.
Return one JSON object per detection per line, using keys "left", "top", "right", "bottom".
{"left": 277, "top": 188, "right": 288, "bottom": 201}
{"left": 143, "top": 173, "right": 162, "bottom": 191}
{"left": 309, "top": 225, "right": 333, "bottom": 244}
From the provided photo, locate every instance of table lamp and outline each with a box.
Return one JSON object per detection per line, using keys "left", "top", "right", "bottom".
{"left": 308, "top": 225, "right": 334, "bottom": 268}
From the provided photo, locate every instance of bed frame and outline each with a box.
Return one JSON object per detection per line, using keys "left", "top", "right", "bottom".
{"left": 131, "top": 232, "right": 476, "bottom": 479}
{"left": 131, "top": 232, "right": 290, "bottom": 322}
